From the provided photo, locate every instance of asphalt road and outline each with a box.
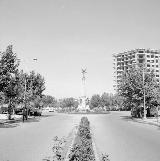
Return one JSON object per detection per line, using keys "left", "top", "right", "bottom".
{"left": 0, "top": 112, "right": 160, "bottom": 161}
{"left": 87, "top": 112, "right": 160, "bottom": 161}
{"left": 0, "top": 113, "right": 81, "bottom": 161}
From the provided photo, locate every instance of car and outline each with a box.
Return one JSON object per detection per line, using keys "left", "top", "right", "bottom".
{"left": 15, "top": 108, "right": 23, "bottom": 115}
{"left": 30, "top": 108, "right": 42, "bottom": 116}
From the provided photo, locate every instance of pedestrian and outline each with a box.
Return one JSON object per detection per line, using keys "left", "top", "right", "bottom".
{"left": 23, "top": 108, "right": 27, "bottom": 122}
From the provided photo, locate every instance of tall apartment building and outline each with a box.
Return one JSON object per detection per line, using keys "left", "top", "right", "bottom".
{"left": 113, "top": 49, "right": 160, "bottom": 90}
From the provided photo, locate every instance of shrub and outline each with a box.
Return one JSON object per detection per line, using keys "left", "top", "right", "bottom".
{"left": 69, "top": 117, "right": 95, "bottom": 161}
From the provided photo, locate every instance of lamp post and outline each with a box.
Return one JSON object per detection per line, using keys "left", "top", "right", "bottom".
{"left": 18, "top": 58, "right": 38, "bottom": 121}
{"left": 22, "top": 73, "right": 27, "bottom": 122}
{"left": 143, "top": 63, "right": 146, "bottom": 119}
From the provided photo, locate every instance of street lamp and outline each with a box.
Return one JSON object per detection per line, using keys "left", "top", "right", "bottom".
{"left": 18, "top": 58, "right": 38, "bottom": 121}
{"left": 143, "top": 63, "right": 146, "bottom": 119}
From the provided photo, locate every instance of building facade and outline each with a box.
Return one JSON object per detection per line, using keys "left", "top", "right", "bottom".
{"left": 113, "top": 49, "right": 160, "bottom": 90}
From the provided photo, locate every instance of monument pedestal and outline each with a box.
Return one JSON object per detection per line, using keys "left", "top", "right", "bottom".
{"left": 77, "top": 96, "right": 89, "bottom": 112}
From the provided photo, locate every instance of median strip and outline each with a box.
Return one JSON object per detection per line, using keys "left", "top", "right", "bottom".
{"left": 44, "top": 116, "right": 110, "bottom": 161}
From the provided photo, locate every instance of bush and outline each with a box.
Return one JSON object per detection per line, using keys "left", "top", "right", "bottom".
{"left": 69, "top": 117, "right": 95, "bottom": 161}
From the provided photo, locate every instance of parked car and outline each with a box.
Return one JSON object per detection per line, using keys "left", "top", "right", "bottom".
{"left": 0, "top": 104, "right": 8, "bottom": 114}
{"left": 30, "top": 108, "right": 42, "bottom": 116}
{"left": 15, "top": 108, "right": 23, "bottom": 115}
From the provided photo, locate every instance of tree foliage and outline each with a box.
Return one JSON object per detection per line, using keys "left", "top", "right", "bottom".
{"left": 0, "top": 45, "right": 46, "bottom": 117}
{"left": 101, "top": 93, "right": 113, "bottom": 107}
{"left": 59, "top": 97, "right": 78, "bottom": 109}
{"left": 41, "top": 95, "right": 57, "bottom": 107}
{"left": 118, "top": 66, "right": 160, "bottom": 116}
{"left": 89, "top": 94, "right": 101, "bottom": 109}
{"left": 89, "top": 93, "right": 120, "bottom": 110}
{"left": 0, "top": 45, "right": 19, "bottom": 100}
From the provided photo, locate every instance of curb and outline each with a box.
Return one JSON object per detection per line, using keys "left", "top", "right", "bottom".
{"left": 64, "top": 126, "right": 78, "bottom": 161}
{"left": 0, "top": 116, "right": 34, "bottom": 124}
{"left": 91, "top": 127, "right": 100, "bottom": 161}
{"left": 132, "top": 118, "right": 160, "bottom": 127}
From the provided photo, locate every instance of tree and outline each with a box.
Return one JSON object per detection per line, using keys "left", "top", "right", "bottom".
{"left": 41, "top": 95, "right": 57, "bottom": 107}
{"left": 0, "top": 92, "right": 5, "bottom": 105}
{"left": 118, "top": 66, "right": 159, "bottom": 117}
{"left": 0, "top": 45, "right": 46, "bottom": 119}
{"left": 101, "top": 93, "right": 113, "bottom": 107}
{"left": 0, "top": 45, "right": 20, "bottom": 119}
{"left": 112, "top": 94, "right": 124, "bottom": 110}
{"left": 89, "top": 94, "right": 101, "bottom": 109}
{"left": 29, "top": 71, "right": 45, "bottom": 98}
{"left": 59, "top": 97, "right": 78, "bottom": 112}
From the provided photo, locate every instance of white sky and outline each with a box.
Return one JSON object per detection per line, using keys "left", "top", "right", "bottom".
{"left": 0, "top": 0, "right": 160, "bottom": 98}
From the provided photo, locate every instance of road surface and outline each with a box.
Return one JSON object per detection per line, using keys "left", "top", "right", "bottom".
{"left": 0, "top": 112, "right": 160, "bottom": 161}
{"left": 87, "top": 112, "right": 160, "bottom": 161}
{"left": 0, "top": 113, "right": 81, "bottom": 161}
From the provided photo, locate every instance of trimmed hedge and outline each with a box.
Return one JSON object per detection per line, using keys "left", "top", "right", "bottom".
{"left": 69, "top": 117, "right": 95, "bottom": 161}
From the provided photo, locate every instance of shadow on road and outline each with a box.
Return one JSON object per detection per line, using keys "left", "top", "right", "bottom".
{"left": 0, "top": 122, "right": 20, "bottom": 128}
{"left": 120, "top": 116, "right": 133, "bottom": 121}
{"left": 41, "top": 114, "right": 55, "bottom": 118}
{"left": 120, "top": 116, "right": 160, "bottom": 129}
{"left": 0, "top": 117, "right": 41, "bottom": 128}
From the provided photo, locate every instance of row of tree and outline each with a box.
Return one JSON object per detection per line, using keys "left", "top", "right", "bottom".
{"left": 0, "top": 45, "right": 45, "bottom": 119}
{"left": 28, "top": 94, "right": 79, "bottom": 112}
{"left": 58, "top": 97, "right": 79, "bottom": 111}
{"left": 89, "top": 93, "right": 123, "bottom": 110}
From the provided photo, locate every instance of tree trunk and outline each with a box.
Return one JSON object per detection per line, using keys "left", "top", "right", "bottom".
{"left": 8, "top": 100, "right": 12, "bottom": 120}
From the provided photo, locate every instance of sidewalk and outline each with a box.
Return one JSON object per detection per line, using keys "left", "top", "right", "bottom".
{"left": 113, "top": 111, "right": 160, "bottom": 127}
{"left": 132, "top": 117, "right": 160, "bottom": 127}
{"left": 0, "top": 114, "right": 29, "bottom": 124}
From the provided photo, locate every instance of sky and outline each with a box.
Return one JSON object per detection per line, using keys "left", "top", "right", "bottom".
{"left": 0, "top": 0, "right": 160, "bottom": 98}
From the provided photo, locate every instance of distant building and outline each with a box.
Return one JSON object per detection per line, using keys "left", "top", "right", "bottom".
{"left": 113, "top": 49, "right": 160, "bottom": 91}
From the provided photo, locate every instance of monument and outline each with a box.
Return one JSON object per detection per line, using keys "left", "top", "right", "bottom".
{"left": 77, "top": 68, "right": 90, "bottom": 111}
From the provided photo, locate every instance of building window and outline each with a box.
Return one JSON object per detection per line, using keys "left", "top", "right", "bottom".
{"left": 152, "top": 65, "right": 154, "bottom": 67}
{"left": 147, "top": 55, "right": 150, "bottom": 58}
{"left": 139, "top": 60, "right": 144, "bottom": 63}
{"left": 156, "top": 70, "right": 159, "bottom": 72}
{"left": 139, "top": 55, "right": 144, "bottom": 58}
{"left": 156, "top": 65, "right": 159, "bottom": 67}
{"left": 151, "top": 55, "right": 154, "bottom": 58}
{"left": 156, "top": 75, "right": 159, "bottom": 77}
{"left": 147, "top": 60, "right": 150, "bottom": 62}
{"left": 156, "top": 59, "right": 158, "bottom": 63}
{"left": 151, "top": 60, "right": 154, "bottom": 63}
{"left": 147, "top": 64, "right": 150, "bottom": 67}
{"left": 155, "top": 56, "right": 158, "bottom": 58}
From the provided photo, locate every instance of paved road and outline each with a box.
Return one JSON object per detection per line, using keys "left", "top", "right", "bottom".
{"left": 0, "top": 112, "right": 160, "bottom": 161}
{"left": 0, "top": 113, "right": 81, "bottom": 161}
{"left": 87, "top": 112, "right": 160, "bottom": 161}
